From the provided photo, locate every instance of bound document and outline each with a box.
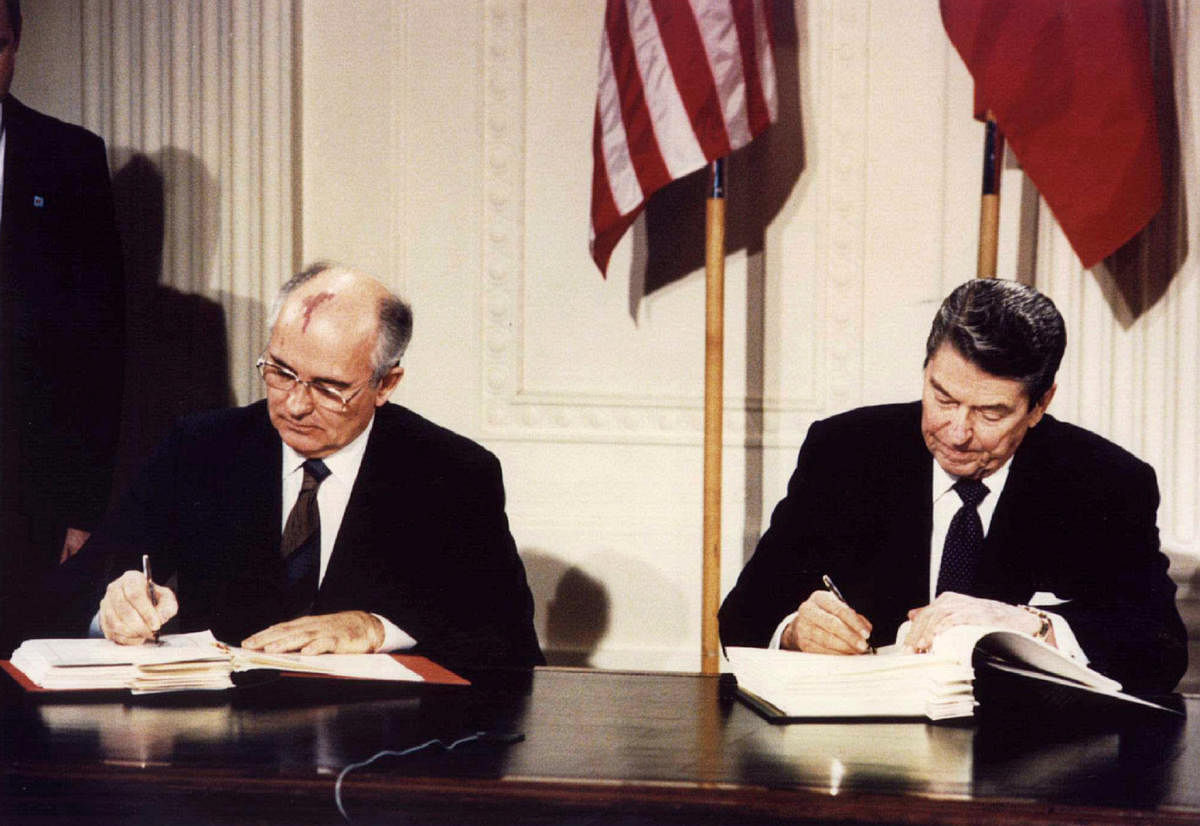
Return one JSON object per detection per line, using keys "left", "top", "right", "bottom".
{"left": 726, "top": 624, "right": 1179, "bottom": 722}
{"left": 8, "top": 630, "right": 435, "bottom": 694}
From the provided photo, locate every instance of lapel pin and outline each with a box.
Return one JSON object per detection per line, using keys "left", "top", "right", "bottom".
{"left": 33, "top": 195, "right": 44, "bottom": 208}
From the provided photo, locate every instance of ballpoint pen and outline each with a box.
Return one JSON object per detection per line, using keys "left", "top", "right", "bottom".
{"left": 142, "top": 554, "right": 162, "bottom": 644}
{"left": 822, "top": 574, "right": 875, "bottom": 654}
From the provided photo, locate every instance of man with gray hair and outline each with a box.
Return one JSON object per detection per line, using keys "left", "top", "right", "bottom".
{"left": 48, "top": 263, "right": 543, "bottom": 669}
{"left": 720, "top": 279, "right": 1186, "bottom": 693}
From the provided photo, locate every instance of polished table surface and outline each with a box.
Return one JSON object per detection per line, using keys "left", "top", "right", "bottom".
{"left": 2, "top": 665, "right": 1198, "bottom": 825}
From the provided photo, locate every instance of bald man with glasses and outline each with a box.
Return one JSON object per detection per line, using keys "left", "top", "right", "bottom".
{"left": 46, "top": 263, "right": 544, "bottom": 669}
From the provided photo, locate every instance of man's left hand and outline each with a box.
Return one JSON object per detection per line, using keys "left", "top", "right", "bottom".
{"left": 241, "top": 611, "right": 385, "bottom": 654}
{"left": 902, "top": 592, "right": 1053, "bottom": 652}
{"left": 59, "top": 528, "right": 91, "bottom": 563}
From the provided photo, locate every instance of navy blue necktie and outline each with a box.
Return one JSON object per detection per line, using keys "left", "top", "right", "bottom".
{"left": 281, "top": 458, "right": 331, "bottom": 617}
{"left": 936, "top": 478, "right": 989, "bottom": 595}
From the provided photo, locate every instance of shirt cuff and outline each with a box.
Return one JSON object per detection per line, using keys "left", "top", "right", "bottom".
{"left": 373, "top": 614, "right": 417, "bottom": 653}
{"left": 768, "top": 612, "right": 797, "bottom": 649}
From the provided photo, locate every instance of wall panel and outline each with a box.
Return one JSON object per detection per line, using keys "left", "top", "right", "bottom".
{"left": 16, "top": 0, "right": 1198, "bottom": 670}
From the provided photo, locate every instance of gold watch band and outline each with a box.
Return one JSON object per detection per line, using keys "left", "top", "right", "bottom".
{"left": 1020, "top": 605, "right": 1052, "bottom": 641}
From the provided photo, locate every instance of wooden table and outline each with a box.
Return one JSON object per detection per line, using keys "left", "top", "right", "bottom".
{"left": 2, "top": 666, "right": 1197, "bottom": 824}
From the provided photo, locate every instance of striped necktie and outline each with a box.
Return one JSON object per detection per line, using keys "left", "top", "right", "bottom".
{"left": 280, "top": 458, "right": 331, "bottom": 616}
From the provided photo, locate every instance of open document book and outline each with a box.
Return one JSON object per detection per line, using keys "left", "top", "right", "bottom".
{"left": 8, "top": 630, "right": 433, "bottom": 694}
{"left": 725, "top": 624, "right": 1179, "bottom": 722}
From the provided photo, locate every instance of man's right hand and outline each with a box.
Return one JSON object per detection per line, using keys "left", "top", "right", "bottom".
{"left": 98, "top": 570, "right": 179, "bottom": 645}
{"left": 780, "top": 590, "right": 873, "bottom": 654}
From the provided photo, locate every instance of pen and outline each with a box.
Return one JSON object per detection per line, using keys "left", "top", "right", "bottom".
{"left": 822, "top": 574, "right": 875, "bottom": 654}
{"left": 142, "top": 554, "right": 162, "bottom": 644}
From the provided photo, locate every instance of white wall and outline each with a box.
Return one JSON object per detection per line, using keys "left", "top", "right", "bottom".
{"left": 17, "top": 0, "right": 1200, "bottom": 670}
{"left": 297, "top": 0, "right": 1200, "bottom": 669}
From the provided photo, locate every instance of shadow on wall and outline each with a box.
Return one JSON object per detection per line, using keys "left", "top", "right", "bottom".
{"left": 1011, "top": 1, "right": 1188, "bottom": 322}
{"left": 621, "top": 1, "right": 808, "bottom": 569}
{"left": 522, "top": 548, "right": 695, "bottom": 668}
{"left": 1177, "top": 560, "right": 1200, "bottom": 695}
{"left": 521, "top": 550, "right": 611, "bottom": 667}
{"left": 625, "top": 0, "right": 806, "bottom": 312}
{"left": 109, "top": 149, "right": 233, "bottom": 502}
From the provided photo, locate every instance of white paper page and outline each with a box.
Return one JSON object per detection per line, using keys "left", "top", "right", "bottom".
{"left": 228, "top": 648, "right": 423, "bottom": 682}
{"left": 27, "top": 631, "right": 227, "bottom": 667}
{"left": 726, "top": 646, "right": 974, "bottom": 719}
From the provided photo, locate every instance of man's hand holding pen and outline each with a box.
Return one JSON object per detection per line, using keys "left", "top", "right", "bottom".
{"left": 779, "top": 576, "right": 874, "bottom": 654}
{"left": 98, "top": 568, "right": 179, "bottom": 646}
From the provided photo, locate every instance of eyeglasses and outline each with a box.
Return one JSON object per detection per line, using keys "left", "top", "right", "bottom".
{"left": 256, "top": 356, "right": 369, "bottom": 411}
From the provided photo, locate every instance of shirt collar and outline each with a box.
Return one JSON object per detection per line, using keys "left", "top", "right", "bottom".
{"left": 931, "top": 455, "right": 1012, "bottom": 502}
{"left": 281, "top": 414, "right": 375, "bottom": 480}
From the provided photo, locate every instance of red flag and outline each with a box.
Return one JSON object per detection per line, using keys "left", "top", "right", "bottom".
{"left": 590, "top": 0, "right": 778, "bottom": 275}
{"left": 941, "top": 0, "right": 1161, "bottom": 269}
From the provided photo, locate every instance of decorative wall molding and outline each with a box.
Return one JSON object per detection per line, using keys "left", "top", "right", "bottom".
{"left": 480, "top": 1, "right": 855, "bottom": 448}
{"left": 821, "top": 2, "right": 868, "bottom": 413}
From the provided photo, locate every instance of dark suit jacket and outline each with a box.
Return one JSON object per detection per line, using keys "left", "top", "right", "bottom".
{"left": 718, "top": 402, "right": 1187, "bottom": 693}
{"left": 47, "top": 401, "right": 545, "bottom": 670}
{"left": 0, "top": 96, "right": 124, "bottom": 651}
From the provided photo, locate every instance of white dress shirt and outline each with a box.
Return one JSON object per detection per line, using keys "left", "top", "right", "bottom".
{"left": 280, "top": 417, "right": 416, "bottom": 653}
{"left": 928, "top": 459, "right": 1010, "bottom": 600}
{"left": 91, "top": 414, "right": 418, "bottom": 651}
{"left": 768, "top": 457, "right": 1087, "bottom": 660}
{"left": 928, "top": 458, "right": 1084, "bottom": 659}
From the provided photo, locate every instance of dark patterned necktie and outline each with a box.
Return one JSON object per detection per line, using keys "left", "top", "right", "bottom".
{"left": 280, "top": 458, "right": 331, "bottom": 616}
{"left": 936, "top": 478, "right": 989, "bottom": 595}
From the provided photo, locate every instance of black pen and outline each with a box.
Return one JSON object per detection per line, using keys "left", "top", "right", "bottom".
{"left": 822, "top": 574, "right": 875, "bottom": 654}
{"left": 142, "top": 554, "right": 162, "bottom": 644}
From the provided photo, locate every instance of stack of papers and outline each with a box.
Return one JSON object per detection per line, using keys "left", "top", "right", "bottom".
{"left": 726, "top": 623, "right": 1138, "bottom": 722}
{"left": 727, "top": 645, "right": 975, "bottom": 720}
{"left": 10, "top": 630, "right": 423, "bottom": 694}
{"left": 12, "top": 631, "right": 234, "bottom": 693}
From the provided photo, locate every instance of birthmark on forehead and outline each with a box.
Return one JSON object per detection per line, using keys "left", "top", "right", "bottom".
{"left": 300, "top": 291, "right": 336, "bottom": 332}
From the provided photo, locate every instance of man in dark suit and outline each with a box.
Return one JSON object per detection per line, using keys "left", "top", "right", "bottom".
{"left": 0, "top": 0, "right": 125, "bottom": 654}
{"left": 50, "top": 263, "right": 543, "bottom": 669}
{"left": 719, "top": 279, "right": 1186, "bottom": 693}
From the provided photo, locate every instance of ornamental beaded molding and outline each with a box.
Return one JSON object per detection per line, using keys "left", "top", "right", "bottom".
{"left": 479, "top": 0, "right": 855, "bottom": 446}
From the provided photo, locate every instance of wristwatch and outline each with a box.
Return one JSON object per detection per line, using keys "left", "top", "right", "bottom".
{"left": 1020, "top": 605, "right": 1052, "bottom": 641}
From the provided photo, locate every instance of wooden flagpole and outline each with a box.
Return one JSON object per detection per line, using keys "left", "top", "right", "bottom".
{"left": 702, "top": 159, "right": 726, "bottom": 675}
{"left": 977, "top": 112, "right": 1004, "bottom": 279}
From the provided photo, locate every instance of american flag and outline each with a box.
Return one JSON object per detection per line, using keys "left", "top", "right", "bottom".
{"left": 590, "top": 0, "right": 778, "bottom": 275}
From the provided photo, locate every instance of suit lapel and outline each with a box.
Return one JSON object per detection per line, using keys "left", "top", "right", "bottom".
{"left": 0, "top": 97, "right": 22, "bottom": 252}
{"left": 1, "top": 99, "right": 53, "bottom": 265}
{"left": 318, "top": 407, "right": 413, "bottom": 600}
{"left": 887, "top": 405, "right": 936, "bottom": 617}
{"left": 221, "top": 407, "right": 283, "bottom": 570}
{"left": 250, "top": 414, "right": 284, "bottom": 551}
{"left": 185, "top": 404, "right": 285, "bottom": 640}
{"left": 975, "top": 424, "right": 1047, "bottom": 602}
{"left": 854, "top": 403, "right": 935, "bottom": 640}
